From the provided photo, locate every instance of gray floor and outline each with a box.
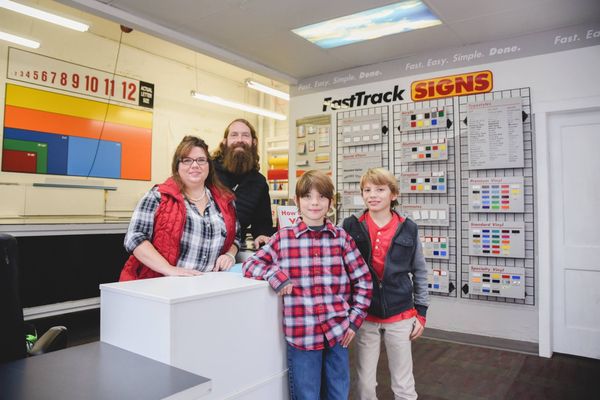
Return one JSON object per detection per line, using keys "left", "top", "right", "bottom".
{"left": 349, "top": 336, "right": 599, "bottom": 400}
{"left": 33, "top": 310, "right": 599, "bottom": 400}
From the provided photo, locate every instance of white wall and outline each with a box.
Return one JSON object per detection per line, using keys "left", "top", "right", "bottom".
{"left": 0, "top": 0, "right": 288, "bottom": 218}
{"left": 289, "top": 45, "right": 600, "bottom": 343}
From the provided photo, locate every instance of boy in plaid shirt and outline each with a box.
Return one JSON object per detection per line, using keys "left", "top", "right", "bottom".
{"left": 243, "top": 170, "right": 372, "bottom": 400}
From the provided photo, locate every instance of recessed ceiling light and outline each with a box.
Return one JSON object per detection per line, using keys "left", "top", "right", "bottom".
{"left": 0, "top": 30, "right": 39, "bottom": 48}
{"left": 246, "top": 79, "right": 290, "bottom": 101}
{"left": 0, "top": 0, "right": 89, "bottom": 32}
{"left": 292, "top": 0, "right": 441, "bottom": 49}
{"left": 190, "top": 90, "right": 287, "bottom": 121}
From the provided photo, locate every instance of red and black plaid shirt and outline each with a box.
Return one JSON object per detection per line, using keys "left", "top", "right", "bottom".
{"left": 242, "top": 218, "right": 373, "bottom": 350}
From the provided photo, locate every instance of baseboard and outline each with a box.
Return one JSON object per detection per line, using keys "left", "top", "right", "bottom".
{"left": 423, "top": 328, "right": 539, "bottom": 355}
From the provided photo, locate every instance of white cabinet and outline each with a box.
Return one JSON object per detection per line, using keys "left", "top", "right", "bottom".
{"left": 100, "top": 273, "right": 288, "bottom": 400}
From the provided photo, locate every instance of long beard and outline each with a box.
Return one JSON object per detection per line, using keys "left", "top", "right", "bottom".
{"left": 222, "top": 143, "right": 257, "bottom": 175}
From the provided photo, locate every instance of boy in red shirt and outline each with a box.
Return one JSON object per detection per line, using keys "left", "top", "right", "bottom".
{"left": 343, "top": 168, "right": 429, "bottom": 400}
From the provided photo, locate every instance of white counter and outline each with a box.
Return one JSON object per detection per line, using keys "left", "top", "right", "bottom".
{"left": 100, "top": 272, "right": 288, "bottom": 400}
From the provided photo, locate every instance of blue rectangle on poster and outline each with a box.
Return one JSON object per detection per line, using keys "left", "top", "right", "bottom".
{"left": 68, "top": 137, "right": 121, "bottom": 179}
{"left": 4, "top": 128, "right": 68, "bottom": 174}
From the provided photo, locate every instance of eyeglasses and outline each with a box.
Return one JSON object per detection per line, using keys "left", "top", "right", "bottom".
{"left": 180, "top": 157, "right": 208, "bottom": 167}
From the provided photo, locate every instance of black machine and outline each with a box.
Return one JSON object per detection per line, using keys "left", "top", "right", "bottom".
{"left": 0, "top": 233, "right": 67, "bottom": 363}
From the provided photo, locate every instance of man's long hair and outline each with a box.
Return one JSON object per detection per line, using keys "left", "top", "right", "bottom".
{"left": 212, "top": 118, "right": 260, "bottom": 172}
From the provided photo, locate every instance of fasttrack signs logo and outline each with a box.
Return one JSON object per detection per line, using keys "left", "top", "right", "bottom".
{"left": 322, "top": 85, "right": 405, "bottom": 112}
{"left": 411, "top": 70, "right": 493, "bottom": 101}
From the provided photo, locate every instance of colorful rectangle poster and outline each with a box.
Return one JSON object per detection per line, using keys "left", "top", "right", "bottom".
{"left": 3, "top": 48, "right": 153, "bottom": 180}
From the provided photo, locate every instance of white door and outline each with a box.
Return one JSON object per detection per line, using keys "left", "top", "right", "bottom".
{"left": 549, "top": 108, "right": 600, "bottom": 359}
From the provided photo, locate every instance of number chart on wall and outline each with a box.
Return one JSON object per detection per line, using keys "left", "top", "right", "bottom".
{"left": 459, "top": 88, "right": 535, "bottom": 305}
{"left": 393, "top": 99, "right": 457, "bottom": 297}
{"left": 2, "top": 48, "right": 154, "bottom": 181}
{"left": 336, "top": 106, "right": 389, "bottom": 221}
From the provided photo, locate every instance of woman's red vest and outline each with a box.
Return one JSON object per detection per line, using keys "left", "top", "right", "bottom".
{"left": 119, "top": 177, "right": 236, "bottom": 281}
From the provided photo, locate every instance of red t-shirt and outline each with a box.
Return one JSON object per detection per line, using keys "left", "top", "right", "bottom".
{"left": 363, "top": 211, "right": 426, "bottom": 326}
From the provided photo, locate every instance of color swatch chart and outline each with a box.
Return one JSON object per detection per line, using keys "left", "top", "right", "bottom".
{"left": 399, "top": 106, "right": 447, "bottom": 132}
{"left": 468, "top": 222, "right": 525, "bottom": 258}
{"left": 428, "top": 268, "right": 449, "bottom": 293}
{"left": 468, "top": 176, "right": 524, "bottom": 213}
{"left": 401, "top": 138, "right": 448, "bottom": 162}
{"left": 400, "top": 172, "right": 446, "bottom": 193}
{"left": 468, "top": 265, "right": 525, "bottom": 299}
{"left": 339, "top": 115, "right": 382, "bottom": 147}
{"left": 400, "top": 203, "right": 449, "bottom": 226}
{"left": 421, "top": 236, "right": 449, "bottom": 259}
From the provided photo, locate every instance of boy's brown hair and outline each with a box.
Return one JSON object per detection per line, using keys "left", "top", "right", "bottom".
{"left": 360, "top": 168, "right": 399, "bottom": 208}
{"left": 295, "top": 170, "right": 334, "bottom": 202}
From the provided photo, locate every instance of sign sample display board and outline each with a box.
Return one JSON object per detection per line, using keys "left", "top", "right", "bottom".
{"left": 469, "top": 264, "right": 525, "bottom": 299}
{"left": 467, "top": 97, "right": 524, "bottom": 170}
{"left": 339, "top": 114, "right": 383, "bottom": 147}
{"left": 400, "top": 203, "right": 449, "bottom": 226}
{"left": 428, "top": 268, "right": 449, "bottom": 293}
{"left": 401, "top": 138, "right": 448, "bottom": 162}
{"left": 400, "top": 171, "right": 447, "bottom": 193}
{"left": 398, "top": 106, "right": 447, "bottom": 131}
{"left": 421, "top": 235, "right": 449, "bottom": 259}
{"left": 340, "top": 151, "right": 381, "bottom": 182}
{"left": 468, "top": 176, "right": 525, "bottom": 212}
{"left": 296, "top": 114, "right": 332, "bottom": 171}
{"left": 3, "top": 48, "right": 153, "bottom": 180}
{"left": 341, "top": 189, "right": 364, "bottom": 209}
{"left": 468, "top": 221, "right": 525, "bottom": 258}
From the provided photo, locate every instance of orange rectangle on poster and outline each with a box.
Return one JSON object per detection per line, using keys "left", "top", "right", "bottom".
{"left": 5, "top": 105, "right": 151, "bottom": 180}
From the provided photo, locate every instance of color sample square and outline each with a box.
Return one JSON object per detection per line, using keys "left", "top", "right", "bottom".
{"left": 399, "top": 106, "right": 448, "bottom": 132}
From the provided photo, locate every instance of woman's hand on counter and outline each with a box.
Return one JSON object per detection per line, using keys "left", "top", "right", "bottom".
{"left": 166, "top": 266, "right": 203, "bottom": 277}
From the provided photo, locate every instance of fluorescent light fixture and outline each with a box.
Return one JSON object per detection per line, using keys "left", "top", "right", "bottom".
{"left": 292, "top": 0, "right": 441, "bottom": 49}
{"left": 246, "top": 79, "right": 290, "bottom": 101}
{"left": 191, "top": 90, "right": 287, "bottom": 121}
{"left": 0, "top": 0, "right": 89, "bottom": 32}
{"left": 0, "top": 30, "right": 39, "bottom": 48}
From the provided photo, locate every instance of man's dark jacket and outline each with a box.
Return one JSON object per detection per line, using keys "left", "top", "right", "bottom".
{"left": 214, "top": 158, "right": 275, "bottom": 241}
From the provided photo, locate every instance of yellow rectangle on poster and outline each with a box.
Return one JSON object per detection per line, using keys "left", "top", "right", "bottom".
{"left": 5, "top": 84, "right": 152, "bottom": 129}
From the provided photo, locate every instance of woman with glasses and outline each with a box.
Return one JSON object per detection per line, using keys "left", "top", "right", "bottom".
{"left": 119, "top": 136, "right": 240, "bottom": 280}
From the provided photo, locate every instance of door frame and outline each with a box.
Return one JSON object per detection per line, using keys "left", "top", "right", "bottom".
{"left": 535, "top": 96, "right": 600, "bottom": 358}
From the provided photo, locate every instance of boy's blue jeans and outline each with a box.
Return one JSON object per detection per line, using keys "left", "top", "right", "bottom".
{"left": 286, "top": 340, "right": 350, "bottom": 400}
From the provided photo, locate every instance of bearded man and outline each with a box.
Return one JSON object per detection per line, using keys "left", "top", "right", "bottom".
{"left": 212, "top": 118, "right": 275, "bottom": 248}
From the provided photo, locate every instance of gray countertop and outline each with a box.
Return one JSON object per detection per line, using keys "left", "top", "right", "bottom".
{"left": 0, "top": 341, "right": 211, "bottom": 400}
